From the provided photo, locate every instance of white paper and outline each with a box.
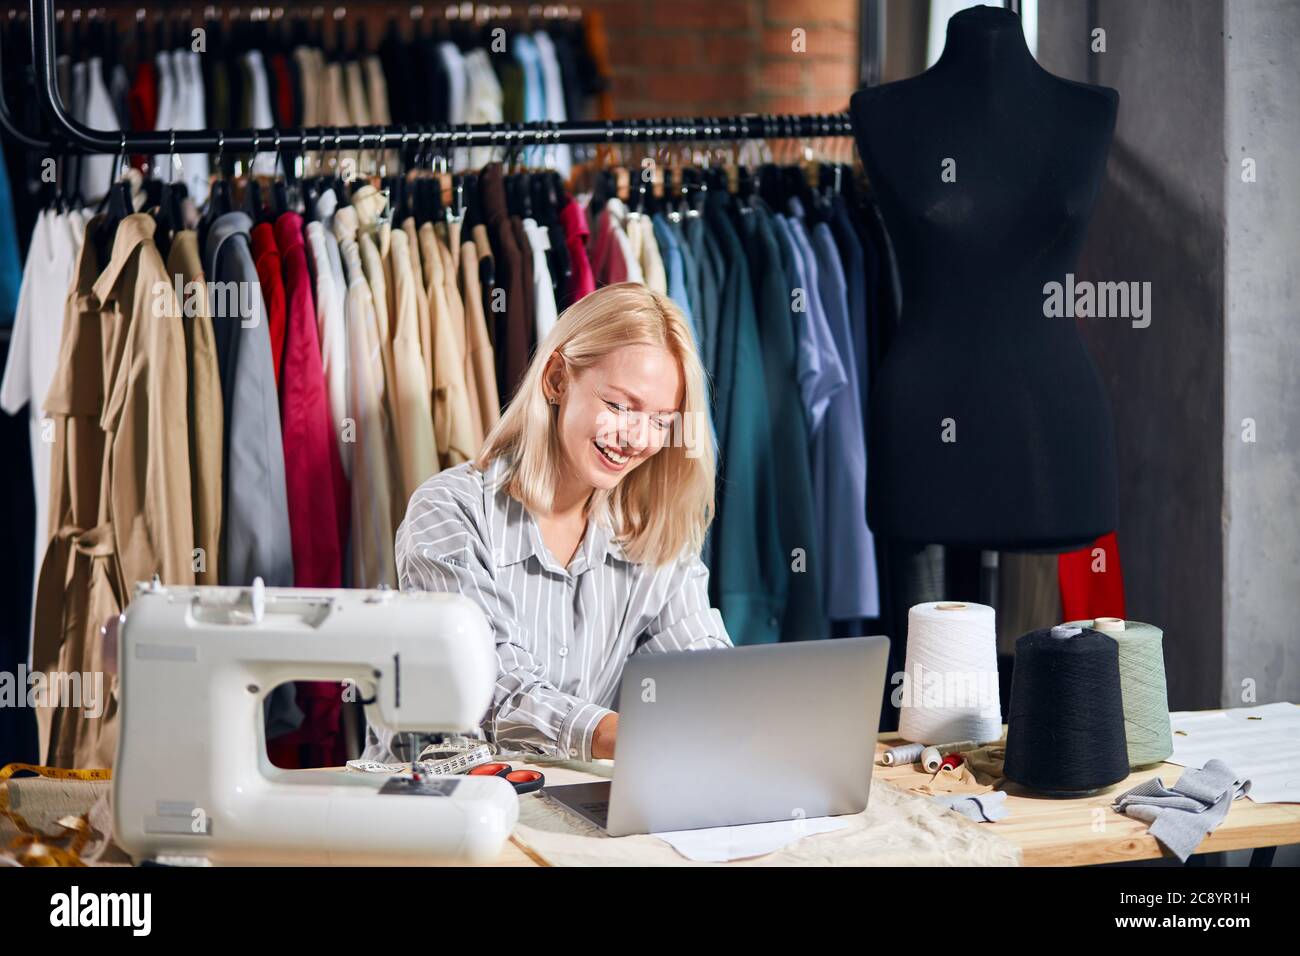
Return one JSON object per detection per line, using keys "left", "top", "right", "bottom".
{"left": 652, "top": 816, "right": 849, "bottom": 862}
{"left": 1168, "top": 702, "right": 1300, "bottom": 804}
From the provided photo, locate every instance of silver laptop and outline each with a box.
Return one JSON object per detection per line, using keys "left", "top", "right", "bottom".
{"left": 545, "top": 636, "right": 890, "bottom": 836}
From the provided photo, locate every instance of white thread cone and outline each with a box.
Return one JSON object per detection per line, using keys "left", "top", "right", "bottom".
{"left": 898, "top": 602, "right": 1003, "bottom": 745}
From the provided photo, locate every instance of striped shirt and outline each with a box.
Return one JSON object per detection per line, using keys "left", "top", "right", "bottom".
{"left": 363, "top": 456, "right": 732, "bottom": 762}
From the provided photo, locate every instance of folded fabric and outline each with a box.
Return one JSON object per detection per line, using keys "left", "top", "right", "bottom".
{"left": 1111, "top": 759, "right": 1251, "bottom": 862}
{"left": 931, "top": 790, "right": 1010, "bottom": 823}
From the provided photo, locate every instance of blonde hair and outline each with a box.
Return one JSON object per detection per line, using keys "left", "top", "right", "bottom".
{"left": 476, "top": 283, "right": 715, "bottom": 567}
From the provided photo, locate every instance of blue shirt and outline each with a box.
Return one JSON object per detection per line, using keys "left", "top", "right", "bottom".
{"left": 773, "top": 212, "right": 845, "bottom": 433}
{"left": 651, "top": 213, "right": 697, "bottom": 339}
{"left": 786, "top": 200, "right": 879, "bottom": 620}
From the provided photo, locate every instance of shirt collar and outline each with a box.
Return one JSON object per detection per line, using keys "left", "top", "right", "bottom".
{"left": 486, "top": 457, "right": 632, "bottom": 574}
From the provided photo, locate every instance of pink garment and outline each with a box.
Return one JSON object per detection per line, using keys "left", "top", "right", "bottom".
{"left": 560, "top": 198, "right": 596, "bottom": 307}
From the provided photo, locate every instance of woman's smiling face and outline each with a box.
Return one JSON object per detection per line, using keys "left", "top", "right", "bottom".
{"left": 547, "top": 343, "right": 684, "bottom": 493}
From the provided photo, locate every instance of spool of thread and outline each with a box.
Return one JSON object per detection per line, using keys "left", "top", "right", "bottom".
{"left": 1065, "top": 618, "right": 1173, "bottom": 768}
{"left": 881, "top": 743, "right": 926, "bottom": 766}
{"left": 920, "top": 740, "right": 978, "bottom": 772}
{"left": 1004, "top": 625, "right": 1130, "bottom": 794}
{"left": 898, "top": 602, "right": 1003, "bottom": 746}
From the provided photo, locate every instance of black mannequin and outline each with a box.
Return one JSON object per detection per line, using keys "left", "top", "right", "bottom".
{"left": 849, "top": 5, "right": 1118, "bottom": 550}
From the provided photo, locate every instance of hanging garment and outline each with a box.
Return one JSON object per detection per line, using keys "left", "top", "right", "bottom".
{"left": 651, "top": 213, "right": 696, "bottom": 335}
{"left": 590, "top": 197, "right": 644, "bottom": 287}
{"left": 305, "top": 194, "right": 350, "bottom": 477}
{"left": 251, "top": 222, "right": 287, "bottom": 389}
{"left": 151, "top": 51, "right": 176, "bottom": 179}
{"left": 558, "top": 199, "right": 595, "bottom": 308}
{"left": 79, "top": 57, "right": 121, "bottom": 204}
{"left": 293, "top": 46, "right": 320, "bottom": 128}
{"left": 165, "top": 230, "right": 222, "bottom": 586}
{"left": 807, "top": 211, "right": 879, "bottom": 620}
{"left": 0, "top": 151, "right": 22, "bottom": 326}
{"left": 438, "top": 43, "right": 468, "bottom": 169}
{"left": 413, "top": 220, "right": 439, "bottom": 394}
{"left": 531, "top": 32, "right": 572, "bottom": 180}
{"left": 266, "top": 211, "right": 350, "bottom": 770}
{"left": 126, "top": 59, "right": 158, "bottom": 139}
{"left": 275, "top": 210, "right": 347, "bottom": 588}
{"left": 829, "top": 194, "right": 870, "bottom": 429}
{"left": 388, "top": 223, "right": 439, "bottom": 503}
{"left": 351, "top": 189, "right": 404, "bottom": 529}
{"left": 703, "top": 191, "right": 785, "bottom": 646}
{"left": 997, "top": 552, "right": 1062, "bottom": 656}
{"left": 739, "top": 200, "right": 828, "bottom": 641}
{"left": 511, "top": 34, "right": 545, "bottom": 125}
{"left": 205, "top": 211, "right": 294, "bottom": 589}
{"left": 459, "top": 224, "right": 501, "bottom": 440}
{"left": 664, "top": 216, "right": 702, "bottom": 341}
{"left": 37, "top": 214, "right": 195, "bottom": 768}
{"left": 510, "top": 216, "right": 537, "bottom": 357}
{"left": 480, "top": 164, "right": 531, "bottom": 403}
{"left": 629, "top": 214, "right": 667, "bottom": 295}
{"left": 334, "top": 205, "right": 397, "bottom": 588}
{"left": 399, "top": 217, "right": 432, "bottom": 385}
{"left": 243, "top": 51, "right": 279, "bottom": 177}
{"left": 30, "top": 227, "right": 106, "bottom": 765}
{"left": 463, "top": 49, "right": 504, "bottom": 171}
{"left": 109, "top": 62, "right": 130, "bottom": 129}
{"left": 684, "top": 212, "right": 724, "bottom": 403}
{"left": 522, "top": 217, "right": 559, "bottom": 344}
{"left": 1, "top": 211, "right": 82, "bottom": 628}
{"left": 772, "top": 213, "right": 845, "bottom": 434}
{"left": 1058, "top": 531, "right": 1127, "bottom": 621}
{"left": 419, "top": 222, "right": 477, "bottom": 466}
{"left": 177, "top": 52, "right": 210, "bottom": 206}
{"left": 87, "top": 214, "right": 196, "bottom": 591}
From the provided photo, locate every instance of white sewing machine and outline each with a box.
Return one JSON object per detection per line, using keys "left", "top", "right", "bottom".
{"left": 112, "top": 579, "right": 518, "bottom": 865}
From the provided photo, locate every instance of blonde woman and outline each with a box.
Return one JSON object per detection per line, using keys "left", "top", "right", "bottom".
{"left": 364, "top": 283, "right": 731, "bottom": 764}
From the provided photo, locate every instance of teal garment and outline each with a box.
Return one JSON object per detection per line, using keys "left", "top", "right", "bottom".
{"left": 701, "top": 190, "right": 785, "bottom": 646}
{"left": 666, "top": 216, "right": 702, "bottom": 335}
{"left": 0, "top": 158, "right": 20, "bottom": 325}
{"left": 684, "top": 214, "right": 723, "bottom": 388}
{"left": 683, "top": 212, "right": 723, "bottom": 570}
{"left": 738, "top": 199, "right": 828, "bottom": 642}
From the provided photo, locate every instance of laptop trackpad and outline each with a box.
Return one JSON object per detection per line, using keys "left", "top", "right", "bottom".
{"left": 543, "top": 781, "right": 613, "bottom": 830}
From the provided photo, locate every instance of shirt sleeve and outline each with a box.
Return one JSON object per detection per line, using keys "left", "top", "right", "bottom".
{"left": 394, "top": 485, "right": 612, "bottom": 762}
{"left": 635, "top": 554, "right": 734, "bottom": 656}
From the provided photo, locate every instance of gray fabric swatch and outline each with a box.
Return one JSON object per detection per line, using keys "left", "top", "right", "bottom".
{"left": 932, "top": 790, "right": 1010, "bottom": 823}
{"left": 1111, "top": 759, "right": 1251, "bottom": 862}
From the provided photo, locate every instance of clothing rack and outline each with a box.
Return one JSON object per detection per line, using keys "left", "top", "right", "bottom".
{"left": 23, "top": 0, "right": 853, "bottom": 157}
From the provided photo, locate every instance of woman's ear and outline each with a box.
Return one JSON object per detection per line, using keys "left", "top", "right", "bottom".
{"left": 542, "top": 353, "right": 567, "bottom": 405}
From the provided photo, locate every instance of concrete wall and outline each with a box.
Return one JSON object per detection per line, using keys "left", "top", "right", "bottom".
{"left": 1222, "top": 0, "right": 1300, "bottom": 706}
{"left": 1037, "top": 0, "right": 1229, "bottom": 709}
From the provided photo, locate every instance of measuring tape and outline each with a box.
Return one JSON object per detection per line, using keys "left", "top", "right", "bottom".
{"left": 0, "top": 763, "right": 112, "bottom": 867}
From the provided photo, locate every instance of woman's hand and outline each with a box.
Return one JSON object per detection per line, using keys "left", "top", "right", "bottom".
{"left": 591, "top": 713, "right": 619, "bottom": 759}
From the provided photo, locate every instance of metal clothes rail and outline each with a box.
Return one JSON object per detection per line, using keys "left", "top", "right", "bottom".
{"left": 23, "top": 0, "right": 853, "bottom": 156}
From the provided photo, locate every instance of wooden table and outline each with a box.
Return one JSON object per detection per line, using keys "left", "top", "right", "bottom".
{"left": 872, "top": 730, "right": 1300, "bottom": 867}
{"left": 495, "top": 718, "right": 1300, "bottom": 867}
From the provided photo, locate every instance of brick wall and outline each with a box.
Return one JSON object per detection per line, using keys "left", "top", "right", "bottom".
{"left": 591, "top": 0, "right": 861, "bottom": 117}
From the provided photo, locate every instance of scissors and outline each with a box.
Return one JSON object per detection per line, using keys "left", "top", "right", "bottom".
{"left": 469, "top": 762, "right": 546, "bottom": 795}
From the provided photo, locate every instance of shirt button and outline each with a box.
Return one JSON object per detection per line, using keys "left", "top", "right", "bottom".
{"left": 558, "top": 646, "right": 569, "bottom": 657}
{"left": 569, "top": 748, "right": 578, "bottom": 757}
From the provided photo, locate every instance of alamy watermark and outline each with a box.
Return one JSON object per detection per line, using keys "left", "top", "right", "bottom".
{"left": 1043, "top": 272, "right": 1151, "bottom": 329}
